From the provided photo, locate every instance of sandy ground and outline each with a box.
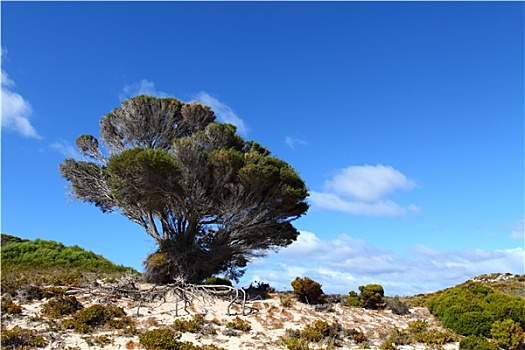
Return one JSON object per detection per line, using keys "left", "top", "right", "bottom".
{"left": 2, "top": 279, "right": 459, "bottom": 350}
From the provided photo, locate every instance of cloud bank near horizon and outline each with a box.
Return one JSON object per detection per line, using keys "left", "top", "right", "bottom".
{"left": 310, "top": 164, "right": 420, "bottom": 217}
{"left": 240, "top": 230, "right": 524, "bottom": 296}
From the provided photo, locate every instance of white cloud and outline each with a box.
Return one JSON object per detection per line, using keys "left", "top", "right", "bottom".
{"left": 239, "top": 231, "right": 525, "bottom": 296}
{"left": 193, "top": 91, "right": 249, "bottom": 136}
{"left": 309, "top": 164, "right": 419, "bottom": 217}
{"left": 1, "top": 69, "right": 41, "bottom": 139}
{"left": 285, "top": 136, "right": 308, "bottom": 150}
{"left": 120, "top": 79, "right": 170, "bottom": 100}
{"left": 50, "top": 139, "right": 80, "bottom": 159}
{"left": 326, "top": 164, "right": 416, "bottom": 202}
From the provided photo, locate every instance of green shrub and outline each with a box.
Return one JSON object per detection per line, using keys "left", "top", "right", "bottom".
{"left": 138, "top": 328, "right": 181, "bottom": 350}
{"left": 459, "top": 335, "right": 500, "bottom": 350}
{"left": 41, "top": 296, "right": 82, "bottom": 318}
{"left": 173, "top": 314, "right": 206, "bottom": 333}
{"left": 282, "top": 337, "right": 312, "bottom": 350}
{"left": 291, "top": 277, "right": 324, "bottom": 304}
{"left": 491, "top": 319, "right": 524, "bottom": 350}
{"left": 359, "top": 284, "right": 385, "bottom": 309}
{"left": 345, "top": 290, "right": 364, "bottom": 307}
{"left": 138, "top": 328, "right": 226, "bottom": 350}
{"left": 1, "top": 296, "right": 23, "bottom": 315}
{"left": 427, "top": 282, "right": 525, "bottom": 336}
{"left": 60, "top": 304, "right": 135, "bottom": 334}
{"left": 203, "top": 276, "right": 233, "bottom": 287}
{"left": 0, "top": 325, "right": 47, "bottom": 349}
{"left": 225, "top": 316, "right": 251, "bottom": 332}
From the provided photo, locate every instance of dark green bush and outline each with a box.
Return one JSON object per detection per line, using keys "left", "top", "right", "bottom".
{"left": 459, "top": 335, "right": 500, "bottom": 350}
{"left": 291, "top": 277, "right": 324, "bottom": 304}
{"left": 426, "top": 282, "right": 525, "bottom": 337}
{"left": 173, "top": 314, "right": 206, "bottom": 333}
{"left": 359, "top": 284, "right": 385, "bottom": 309}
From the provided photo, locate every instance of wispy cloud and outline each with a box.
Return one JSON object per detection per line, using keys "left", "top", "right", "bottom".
{"left": 1, "top": 65, "right": 41, "bottom": 139}
{"left": 310, "top": 164, "right": 419, "bottom": 216}
{"left": 285, "top": 136, "right": 308, "bottom": 150}
{"left": 50, "top": 139, "right": 81, "bottom": 159}
{"left": 193, "top": 91, "right": 249, "bottom": 136}
{"left": 240, "top": 230, "right": 525, "bottom": 296}
{"left": 119, "top": 79, "right": 170, "bottom": 100}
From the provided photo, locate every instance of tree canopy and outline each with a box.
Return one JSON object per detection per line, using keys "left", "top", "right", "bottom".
{"left": 59, "top": 95, "right": 309, "bottom": 283}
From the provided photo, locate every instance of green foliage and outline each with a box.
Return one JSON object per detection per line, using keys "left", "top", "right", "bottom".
{"left": 1, "top": 296, "right": 22, "bottom": 315}
{"left": 225, "top": 317, "right": 251, "bottom": 332}
{"left": 41, "top": 296, "right": 83, "bottom": 318}
{"left": 490, "top": 319, "right": 524, "bottom": 350}
{"left": 380, "top": 320, "right": 458, "bottom": 348}
{"left": 359, "top": 284, "right": 385, "bottom": 309}
{"left": 138, "top": 328, "right": 226, "bottom": 350}
{"left": 345, "top": 290, "right": 364, "bottom": 307}
{"left": 426, "top": 282, "right": 525, "bottom": 336}
{"left": 0, "top": 325, "right": 47, "bottom": 349}
{"left": 203, "top": 276, "right": 233, "bottom": 287}
{"left": 138, "top": 328, "right": 182, "bottom": 350}
{"left": 60, "top": 304, "right": 135, "bottom": 334}
{"left": 282, "top": 337, "right": 312, "bottom": 350}
{"left": 459, "top": 335, "right": 500, "bottom": 350}
{"left": 173, "top": 314, "right": 206, "bottom": 333}
{"left": 291, "top": 277, "right": 324, "bottom": 304}
{"left": 0, "top": 234, "right": 137, "bottom": 274}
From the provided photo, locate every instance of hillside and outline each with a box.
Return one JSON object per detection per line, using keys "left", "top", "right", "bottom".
{"left": 1, "top": 235, "right": 524, "bottom": 350}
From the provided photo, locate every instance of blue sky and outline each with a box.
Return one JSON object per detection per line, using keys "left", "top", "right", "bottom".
{"left": 2, "top": 1, "right": 523, "bottom": 296}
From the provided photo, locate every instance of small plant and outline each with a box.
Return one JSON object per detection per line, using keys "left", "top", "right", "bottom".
{"left": 280, "top": 293, "right": 293, "bottom": 307}
{"left": 173, "top": 314, "right": 206, "bottom": 333}
{"left": 379, "top": 338, "right": 397, "bottom": 350}
{"left": 83, "top": 334, "right": 112, "bottom": 347}
{"left": 291, "top": 276, "right": 324, "bottom": 304}
{"left": 0, "top": 325, "right": 47, "bottom": 349}
{"left": 282, "top": 337, "right": 312, "bottom": 350}
{"left": 1, "top": 296, "right": 22, "bottom": 315}
{"left": 226, "top": 316, "right": 251, "bottom": 332}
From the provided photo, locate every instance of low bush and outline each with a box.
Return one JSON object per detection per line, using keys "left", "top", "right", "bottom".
{"left": 1, "top": 296, "right": 23, "bottom": 315}
{"left": 139, "top": 328, "right": 226, "bottom": 350}
{"left": 225, "top": 316, "right": 251, "bottom": 332}
{"left": 426, "top": 282, "right": 525, "bottom": 337}
{"left": 490, "top": 319, "right": 524, "bottom": 350}
{"left": 60, "top": 304, "right": 136, "bottom": 334}
{"left": 385, "top": 296, "right": 410, "bottom": 315}
{"left": 173, "top": 314, "right": 206, "bottom": 333}
{"left": 291, "top": 277, "right": 324, "bottom": 304}
{"left": 41, "top": 296, "right": 83, "bottom": 318}
{"left": 0, "top": 325, "right": 47, "bottom": 349}
{"left": 459, "top": 335, "right": 500, "bottom": 350}
{"left": 359, "top": 284, "right": 385, "bottom": 309}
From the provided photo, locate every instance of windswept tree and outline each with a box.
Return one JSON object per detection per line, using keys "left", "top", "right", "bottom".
{"left": 60, "top": 95, "right": 309, "bottom": 284}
